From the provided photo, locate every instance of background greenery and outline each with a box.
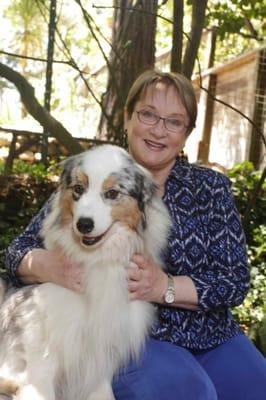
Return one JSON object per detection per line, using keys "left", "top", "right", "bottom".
{"left": 0, "top": 159, "right": 265, "bottom": 355}
{"left": 228, "top": 162, "right": 266, "bottom": 355}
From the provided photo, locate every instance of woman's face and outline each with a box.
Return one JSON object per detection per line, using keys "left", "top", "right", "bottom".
{"left": 125, "top": 82, "right": 189, "bottom": 178}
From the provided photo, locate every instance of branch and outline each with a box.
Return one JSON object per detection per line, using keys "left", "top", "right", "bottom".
{"left": 0, "top": 49, "right": 74, "bottom": 67}
{"left": 0, "top": 62, "right": 83, "bottom": 154}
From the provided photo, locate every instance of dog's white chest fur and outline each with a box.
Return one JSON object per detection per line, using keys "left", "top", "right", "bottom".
{"left": 42, "top": 231, "right": 155, "bottom": 399}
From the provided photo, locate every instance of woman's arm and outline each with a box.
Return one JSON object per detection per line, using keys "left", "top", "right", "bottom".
{"left": 18, "top": 248, "right": 84, "bottom": 292}
{"left": 189, "top": 172, "right": 250, "bottom": 311}
{"left": 5, "top": 198, "right": 52, "bottom": 286}
{"left": 127, "top": 172, "right": 250, "bottom": 312}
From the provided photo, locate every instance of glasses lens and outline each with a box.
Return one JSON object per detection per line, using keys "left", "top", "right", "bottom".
{"left": 165, "top": 119, "right": 185, "bottom": 133}
{"left": 138, "top": 110, "right": 157, "bottom": 125}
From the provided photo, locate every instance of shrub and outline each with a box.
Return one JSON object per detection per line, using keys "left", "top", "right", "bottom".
{"left": 228, "top": 162, "right": 266, "bottom": 355}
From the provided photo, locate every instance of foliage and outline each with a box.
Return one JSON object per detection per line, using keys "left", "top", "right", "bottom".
{"left": 228, "top": 162, "right": 266, "bottom": 355}
{"left": 205, "top": 0, "right": 265, "bottom": 63}
{"left": 0, "top": 158, "right": 60, "bottom": 181}
{"left": 206, "top": 0, "right": 265, "bottom": 40}
{"left": 0, "top": 159, "right": 58, "bottom": 269}
{"left": 4, "top": 0, "right": 48, "bottom": 72}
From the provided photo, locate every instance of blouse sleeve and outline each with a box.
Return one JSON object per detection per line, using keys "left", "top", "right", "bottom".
{"left": 4, "top": 196, "right": 53, "bottom": 287}
{"left": 190, "top": 173, "right": 250, "bottom": 311}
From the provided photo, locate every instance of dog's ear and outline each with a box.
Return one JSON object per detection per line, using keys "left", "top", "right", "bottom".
{"left": 60, "top": 154, "right": 83, "bottom": 188}
{"left": 135, "top": 167, "right": 157, "bottom": 229}
{"left": 139, "top": 170, "right": 157, "bottom": 206}
{"left": 60, "top": 157, "right": 75, "bottom": 187}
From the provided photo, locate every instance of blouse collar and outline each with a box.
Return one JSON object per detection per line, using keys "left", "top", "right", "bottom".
{"left": 168, "top": 157, "right": 193, "bottom": 183}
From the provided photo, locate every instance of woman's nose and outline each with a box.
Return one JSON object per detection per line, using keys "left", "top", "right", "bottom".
{"left": 150, "top": 119, "right": 167, "bottom": 137}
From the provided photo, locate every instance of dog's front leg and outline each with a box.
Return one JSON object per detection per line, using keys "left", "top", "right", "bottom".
{"left": 88, "top": 380, "right": 115, "bottom": 400}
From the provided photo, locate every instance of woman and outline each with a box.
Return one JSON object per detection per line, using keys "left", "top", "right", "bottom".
{"left": 5, "top": 70, "right": 266, "bottom": 399}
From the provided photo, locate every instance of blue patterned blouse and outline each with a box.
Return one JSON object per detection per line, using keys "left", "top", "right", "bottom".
{"left": 5, "top": 158, "right": 250, "bottom": 350}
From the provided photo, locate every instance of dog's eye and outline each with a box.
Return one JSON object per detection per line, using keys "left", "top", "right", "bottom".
{"left": 73, "top": 184, "right": 84, "bottom": 195}
{"left": 105, "top": 189, "right": 119, "bottom": 200}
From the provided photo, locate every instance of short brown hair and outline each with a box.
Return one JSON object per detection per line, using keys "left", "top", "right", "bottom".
{"left": 125, "top": 69, "right": 197, "bottom": 135}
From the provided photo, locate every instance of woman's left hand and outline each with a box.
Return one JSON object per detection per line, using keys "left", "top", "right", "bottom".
{"left": 127, "top": 254, "right": 168, "bottom": 303}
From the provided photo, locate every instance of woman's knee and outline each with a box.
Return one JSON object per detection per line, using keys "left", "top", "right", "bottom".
{"left": 113, "top": 339, "right": 217, "bottom": 400}
{"left": 196, "top": 334, "right": 266, "bottom": 400}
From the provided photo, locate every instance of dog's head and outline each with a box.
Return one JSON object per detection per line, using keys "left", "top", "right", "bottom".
{"left": 55, "top": 145, "right": 157, "bottom": 249}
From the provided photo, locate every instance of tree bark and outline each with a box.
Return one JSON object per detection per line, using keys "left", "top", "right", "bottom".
{"left": 0, "top": 62, "right": 83, "bottom": 155}
{"left": 171, "top": 0, "right": 183, "bottom": 72}
{"left": 98, "top": 0, "right": 158, "bottom": 146}
{"left": 42, "top": 0, "right": 57, "bottom": 164}
{"left": 182, "top": 0, "right": 208, "bottom": 79}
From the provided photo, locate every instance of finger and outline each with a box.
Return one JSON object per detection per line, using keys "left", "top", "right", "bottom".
{"left": 129, "top": 261, "right": 138, "bottom": 269}
{"left": 127, "top": 268, "right": 141, "bottom": 281}
{"left": 128, "top": 280, "right": 139, "bottom": 293}
{"left": 131, "top": 254, "right": 148, "bottom": 270}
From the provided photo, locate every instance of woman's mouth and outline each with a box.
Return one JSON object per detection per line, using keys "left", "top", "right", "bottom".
{"left": 144, "top": 139, "right": 166, "bottom": 151}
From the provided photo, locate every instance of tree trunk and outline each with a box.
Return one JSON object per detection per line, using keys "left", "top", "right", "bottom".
{"left": 0, "top": 62, "right": 83, "bottom": 155}
{"left": 42, "top": 0, "right": 57, "bottom": 164}
{"left": 182, "top": 0, "right": 208, "bottom": 79}
{"left": 98, "top": 0, "right": 158, "bottom": 147}
{"left": 171, "top": 0, "right": 183, "bottom": 73}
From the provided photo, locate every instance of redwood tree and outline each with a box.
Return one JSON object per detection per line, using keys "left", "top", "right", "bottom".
{"left": 98, "top": 0, "right": 158, "bottom": 146}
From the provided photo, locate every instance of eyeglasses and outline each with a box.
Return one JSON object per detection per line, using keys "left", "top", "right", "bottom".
{"left": 135, "top": 109, "right": 188, "bottom": 134}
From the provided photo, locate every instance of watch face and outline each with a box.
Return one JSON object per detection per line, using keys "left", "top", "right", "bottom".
{"left": 165, "top": 292, "right": 175, "bottom": 304}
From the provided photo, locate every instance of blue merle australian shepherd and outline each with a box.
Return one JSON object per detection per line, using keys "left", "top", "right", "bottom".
{"left": 0, "top": 145, "right": 170, "bottom": 400}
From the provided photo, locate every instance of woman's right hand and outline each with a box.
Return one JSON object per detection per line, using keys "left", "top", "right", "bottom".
{"left": 18, "top": 248, "right": 84, "bottom": 293}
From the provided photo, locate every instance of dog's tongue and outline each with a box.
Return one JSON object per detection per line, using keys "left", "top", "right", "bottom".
{"left": 82, "top": 233, "right": 104, "bottom": 246}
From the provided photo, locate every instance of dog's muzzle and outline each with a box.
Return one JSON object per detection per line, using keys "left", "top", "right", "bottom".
{"left": 76, "top": 217, "right": 109, "bottom": 247}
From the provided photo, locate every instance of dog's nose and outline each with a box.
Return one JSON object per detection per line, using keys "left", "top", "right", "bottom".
{"left": 76, "top": 217, "right": 94, "bottom": 234}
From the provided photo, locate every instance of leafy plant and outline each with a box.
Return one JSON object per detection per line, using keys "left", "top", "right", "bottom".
{"left": 0, "top": 159, "right": 61, "bottom": 181}
{"left": 228, "top": 162, "right": 266, "bottom": 355}
{"left": 0, "top": 160, "right": 59, "bottom": 269}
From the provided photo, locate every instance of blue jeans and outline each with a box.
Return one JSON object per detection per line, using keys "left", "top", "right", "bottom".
{"left": 112, "top": 334, "right": 266, "bottom": 400}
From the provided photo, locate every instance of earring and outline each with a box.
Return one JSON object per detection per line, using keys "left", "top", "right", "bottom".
{"left": 179, "top": 149, "right": 187, "bottom": 161}
{"left": 122, "top": 128, "right": 128, "bottom": 149}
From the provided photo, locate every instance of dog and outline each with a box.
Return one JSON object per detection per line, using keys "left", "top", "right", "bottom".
{"left": 0, "top": 144, "right": 171, "bottom": 400}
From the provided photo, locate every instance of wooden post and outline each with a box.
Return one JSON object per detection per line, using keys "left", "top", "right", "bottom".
{"left": 249, "top": 48, "right": 266, "bottom": 169}
{"left": 206, "top": 27, "right": 217, "bottom": 69}
{"left": 197, "top": 74, "right": 217, "bottom": 163}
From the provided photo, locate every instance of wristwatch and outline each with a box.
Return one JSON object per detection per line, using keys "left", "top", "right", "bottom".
{"left": 164, "top": 274, "right": 175, "bottom": 304}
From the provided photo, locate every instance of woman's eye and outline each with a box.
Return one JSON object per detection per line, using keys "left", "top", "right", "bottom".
{"left": 142, "top": 110, "right": 154, "bottom": 118}
{"left": 105, "top": 189, "right": 119, "bottom": 200}
{"left": 169, "top": 119, "right": 183, "bottom": 127}
{"left": 73, "top": 184, "right": 84, "bottom": 195}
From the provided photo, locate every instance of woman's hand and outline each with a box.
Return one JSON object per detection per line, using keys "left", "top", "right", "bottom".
{"left": 18, "top": 248, "right": 84, "bottom": 293}
{"left": 127, "top": 254, "right": 168, "bottom": 303}
{"left": 127, "top": 254, "right": 199, "bottom": 309}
